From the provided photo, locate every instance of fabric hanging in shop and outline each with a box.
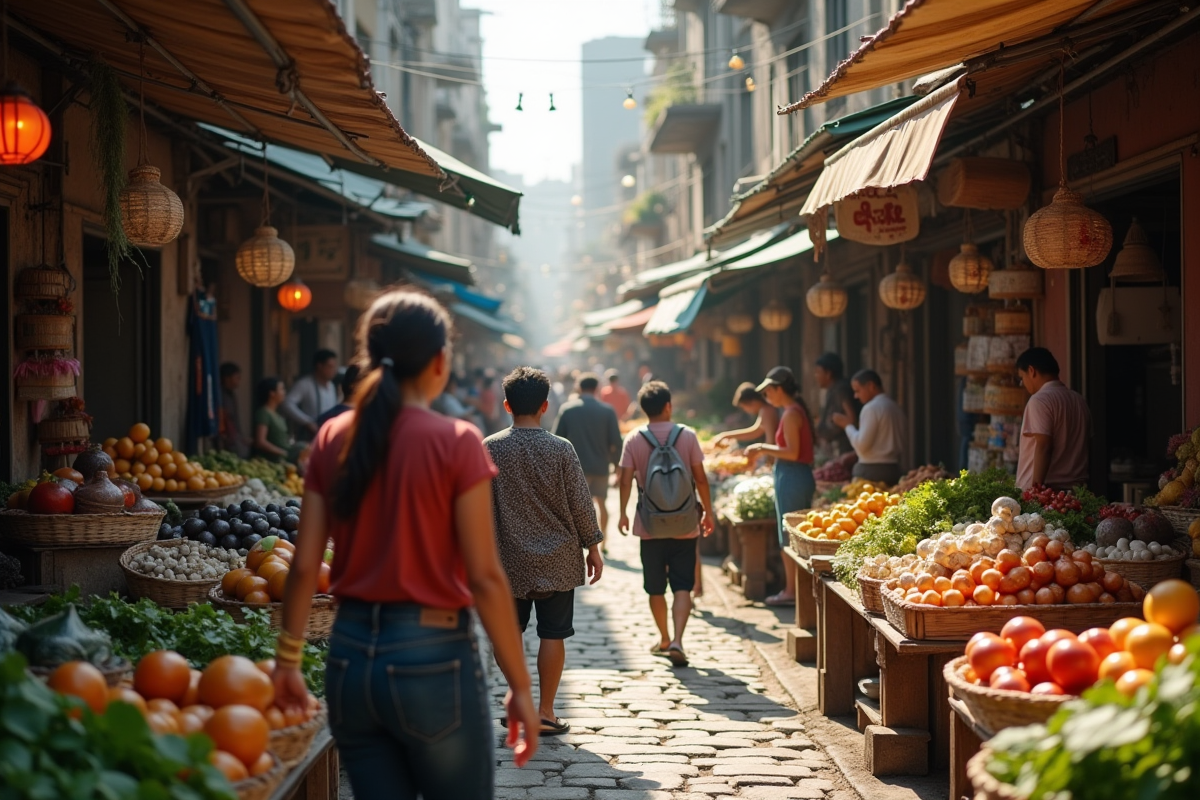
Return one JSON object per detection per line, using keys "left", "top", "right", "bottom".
{"left": 186, "top": 289, "right": 220, "bottom": 454}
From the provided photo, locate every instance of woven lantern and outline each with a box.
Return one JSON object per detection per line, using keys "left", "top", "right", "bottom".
{"left": 276, "top": 278, "right": 312, "bottom": 312}
{"left": 720, "top": 335, "right": 742, "bottom": 357}
{"left": 806, "top": 272, "right": 848, "bottom": 318}
{"left": 1108, "top": 218, "right": 1163, "bottom": 283}
{"left": 344, "top": 278, "right": 381, "bottom": 311}
{"left": 0, "top": 82, "right": 51, "bottom": 165}
{"left": 236, "top": 226, "right": 295, "bottom": 287}
{"left": 759, "top": 299, "right": 792, "bottom": 332}
{"left": 949, "top": 243, "right": 993, "bottom": 294}
{"left": 1023, "top": 187, "right": 1112, "bottom": 270}
{"left": 988, "top": 260, "right": 1043, "bottom": 299}
{"left": 120, "top": 165, "right": 184, "bottom": 246}
{"left": 726, "top": 312, "right": 754, "bottom": 334}
{"left": 878, "top": 261, "right": 926, "bottom": 310}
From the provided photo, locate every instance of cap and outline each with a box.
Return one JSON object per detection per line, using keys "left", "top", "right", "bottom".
{"left": 755, "top": 366, "right": 794, "bottom": 393}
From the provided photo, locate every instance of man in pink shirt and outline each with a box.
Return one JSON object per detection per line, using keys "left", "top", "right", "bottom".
{"left": 617, "top": 381, "right": 714, "bottom": 667}
{"left": 1015, "top": 348, "right": 1092, "bottom": 491}
{"left": 599, "top": 369, "right": 633, "bottom": 421}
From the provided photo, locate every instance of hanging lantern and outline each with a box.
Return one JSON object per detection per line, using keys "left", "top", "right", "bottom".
{"left": 721, "top": 335, "right": 742, "bottom": 357}
{"left": 0, "top": 82, "right": 51, "bottom": 165}
{"left": 759, "top": 299, "right": 792, "bottom": 332}
{"left": 726, "top": 312, "right": 754, "bottom": 334}
{"left": 623, "top": 89, "right": 637, "bottom": 110}
{"left": 806, "top": 272, "right": 848, "bottom": 318}
{"left": 236, "top": 226, "right": 295, "bottom": 287}
{"left": 119, "top": 165, "right": 184, "bottom": 246}
{"left": 344, "top": 278, "right": 381, "bottom": 311}
{"left": 1023, "top": 187, "right": 1112, "bottom": 270}
{"left": 948, "top": 243, "right": 993, "bottom": 294}
{"left": 276, "top": 278, "right": 312, "bottom": 312}
{"left": 1108, "top": 218, "right": 1164, "bottom": 283}
{"left": 988, "top": 260, "right": 1043, "bottom": 299}
{"left": 878, "top": 261, "right": 926, "bottom": 310}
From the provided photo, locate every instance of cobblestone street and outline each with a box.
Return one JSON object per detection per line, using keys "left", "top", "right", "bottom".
{"left": 487, "top": 510, "right": 853, "bottom": 800}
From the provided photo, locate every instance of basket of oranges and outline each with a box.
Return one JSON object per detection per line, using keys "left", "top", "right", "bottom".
{"left": 208, "top": 535, "right": 336, "bottom": 640}
{"left": 787, "top": 488, "right": 901, "bottom": 558}
{"left": 102, "top": 423, "right": 244, "bottom": 498}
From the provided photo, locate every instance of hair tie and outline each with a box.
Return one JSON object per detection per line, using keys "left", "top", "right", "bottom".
{"left": 380, "top": 357, "right": 394, "bottom": 369}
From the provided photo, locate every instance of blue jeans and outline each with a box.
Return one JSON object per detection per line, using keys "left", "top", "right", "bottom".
{"left": 325, "top": 601, "right": 493, "bottom": 800}
{"left": 774, "top": 460, "right": 815, "bottom": 548}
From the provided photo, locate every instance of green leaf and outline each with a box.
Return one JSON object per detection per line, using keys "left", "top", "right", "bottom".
{"left": 1, "top": 696, "right": 51, "bottom": 742}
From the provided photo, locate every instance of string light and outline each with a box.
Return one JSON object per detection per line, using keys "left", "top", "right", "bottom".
{"left": 515, "top": 92, "right": 523, "bottom": 111}
{"left": 728, "top": 50, "right": 744, "bottom": 70}
{"left": 623, "top": 89, "right": 636, "bottom": 110}
{"left": 548, "top": 93, "right": 556, "bottom": 111}
{"left": 745, "top": 76, "right": 756, "bottom": 92}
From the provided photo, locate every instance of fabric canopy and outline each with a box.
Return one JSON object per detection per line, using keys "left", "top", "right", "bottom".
{"left": 10, "top": 0, "right": 441, "bottom": 176}
{"left": 409, "top": 271, "right": 502, "bottom": 314}
{"left": 643, "top": 271, "right": 715, "bottom": 336}
{"left": 721, "top": 229, "right": 839, "bottom": 273}
{"left": 779, "top": 0, "right": 1148, "bottom": 113}
{"left": 582, "top": 299, "right": 647, "bottom": 329}
{"left": 606, "top": 305, "right": 658, "bottom": 333}
{"left": 450, "top": 302, "right": 520, "bottom": 336}
{"left": 617, "top": 224, "right": 790, "bottom": 300}
{"left": 800, "top": 80, "right": 962, "bottom": 214}
{"left": 371, "top": 233, "right": 474, "bottom": 285}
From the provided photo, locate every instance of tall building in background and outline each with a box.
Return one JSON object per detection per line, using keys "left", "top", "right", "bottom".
{"left": 581, "top": 36, "right": 645, "bottom": 248}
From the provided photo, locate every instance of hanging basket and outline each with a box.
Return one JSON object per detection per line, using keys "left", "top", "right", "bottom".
{"left": 15, "top": 265, "right": 72, "bottom": 300}
{"left": 878, "top": 262, "right": 927, "bottom": 310}
{"left": 16, "top": 372, "right": 76, "bottom": 400}
{"left": 120, "top": 165, "right": 185, "bottom": 247}
{"left": 988, "top": 263, "right": 1043, "bottom": 299}
{"left": 949, "top": 243, "right": 994, "bottom": 294}
{"left": 936, "top": 157, "right": 1032, "bottom": 211}
{"left": 1023, "top": 187, "right": 1113, "bottom": 270}
{"left": 37, "top": 416, "right": 90, "bottom": 445}
{"left": 235, "top": 226, "right": 295, "bottom": 287}
{"left": 15, "top": 314, "right": 74, "bottom": 350}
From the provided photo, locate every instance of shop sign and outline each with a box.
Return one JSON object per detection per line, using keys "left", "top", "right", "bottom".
{"left": 833, "top": 185, "right": 919, "bottom": 245}
{"left": 293, "top": 225, "right": 351, "bottom": 279}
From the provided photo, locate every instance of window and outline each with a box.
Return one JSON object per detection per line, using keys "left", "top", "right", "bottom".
{"left": 786, "top": 32, "right": 810, "bottom": 148}
{"left": 825, "top": 0, "right": 849, "bottom": 117}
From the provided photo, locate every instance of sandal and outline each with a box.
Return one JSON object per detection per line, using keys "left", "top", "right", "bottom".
{"left": 764, "top": 592, "right": 795, "bottom": 607}
{"left": 649, "top": 643, "right": 670, "bottom": 657}
{"left": 539, "top": 717, "right": 571, "bottom": 736}
{"left": 667, "top": 645, "right": 689, "bottom": 667}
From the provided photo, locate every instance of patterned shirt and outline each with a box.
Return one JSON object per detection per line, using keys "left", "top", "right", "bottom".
{"left": 484, "top": 427, "right": 604, "bottom": 598}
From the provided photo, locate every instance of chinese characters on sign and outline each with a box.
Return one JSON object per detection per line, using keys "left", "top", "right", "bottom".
{"left": 293, "top": 225, "right": 350, "bottom": 279}
{"left": 833, "top": 185, "right": 919, "bottom": 245}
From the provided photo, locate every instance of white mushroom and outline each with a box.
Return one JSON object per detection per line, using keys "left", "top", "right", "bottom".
{"left": 992, "top": 496, "right": 1022, "bottom": 519}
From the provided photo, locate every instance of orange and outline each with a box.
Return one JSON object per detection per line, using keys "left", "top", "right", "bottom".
{"left": 129, "top": 422, "right": 151, "bottom": 443}
{"left": 257, "top": 560, "right": 288, "bottom": 582}
{"left": 147, "top": 464, "right": 163, "bottom": 479}
{"left": 140, "top": 446, "right": 158, "bottom": 465}
{"left": 48, "top": 662, "right": 108, "bottom": 714}
{"left": 236, "top": 575, "right": 269, "bottom": 601}
{"left": 182, "top": 704, "right": 215, "bottom": 723}
{"left": 172, "top": 451, "right": 188, "bottom": 466}
{"left": 204, "top": 705, "right": 269, "bottom": 768}
{"left": 177, "top": 711, "right": 205, "bottom": 734}
{"left": 146, "top": 698, "right": 179, "bottom": 716}
{"left": 249, "top": 751, "right": 274, "bottom": 777}
{"left": 199, "top": 655, "right": 274, "bottom": 711}
{"left": 243, "top": 590, "right": 272, "bottom": 604}
{"left": 255, "top": 659, "right": 276, "bottom": 675}
{"left": 165, "top": 479, "right": 179, "bottom": 493}
{"left": 1142, "top": 579, "right": 1200, "bottom": 635}
{"left": 839, "top": 519, "right": 857, "bottom": 533}
{"left": 114, "top": 459, "right": 132, "bottom": 475}
{"left": 267, "top": 570, "right": 290, "bottom": 601}
{"left": 145, "top": 711, "right": 179, "bottom": 734}
{"left": 264, "top": 706, "right": 287, "bottom": 730}
{"left": 316, "top": 562, "right": 331, "bottom": 595}
{"left": 151, "top": 477, "right": 166, "bottom": 492}
{"left": 209, "top": 750, "right": 249, "bottom": 782}
{"left": 136, "top": 473, "right": 154, "bottom": 492}
{"left": 134, "top": 650, "right": 192, "bottom": 705}
{"left": 222, "top": 568, "right": 254, "bottom": 598}
{"left": 1115, "top": 668, "right": 1155, "bottom": 697}
{"left": 106, "top": 686, "right": 147, "bottom": 714}
{"left": 154, "top": 437, "right": 174, "bottom": 454}
{"left": 1125, "top": 622, "right": 1175, "bottom": 670}
{"left": 115, "top": 437, "right": 136, "bottom": 459}
{"left": 187, "top": 476, "right": 206, "bottom": 491}
{"left": 1108, "top": 617, "right": 1145, "bottom": 650}
{"left": 157, "top": 452, "right": 174, "bottom": 467}
{"left": 1097, "top": 650, "right": 1137, "bottom": 681}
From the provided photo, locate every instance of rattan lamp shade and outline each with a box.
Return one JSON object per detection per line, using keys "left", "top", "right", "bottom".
{"left": 759, "top": 300, "right": 792, "bottom": 332}
{"left": 120, "top": 165, "right": 184, "bottom": 246}
{"left": 806, "top": 272, "right": 848, "bottom": 318}
{"left": 726, "top": 312, "right": 754, "bottom": 334}
{"left": 949, "top": 243, "right": 993, "bottom": 294}
{"left": 1109, "top": 218, "right": 1163, "bottom": 282}
{"left": 878, "top": 262, "right": 926, "bottom": 310}
{"left": 236, "top": 226, "right": 295, "bottom": 287}
{"left": 1023, "top": 187, "right": 1112, "bottom": 269}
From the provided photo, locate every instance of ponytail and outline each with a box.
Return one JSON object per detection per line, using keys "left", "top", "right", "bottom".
{"left": 331, "top": 291, "right": 451, "bottom": 520}
{"left": 775, "top": 371, "right": 814, "bottom": 432}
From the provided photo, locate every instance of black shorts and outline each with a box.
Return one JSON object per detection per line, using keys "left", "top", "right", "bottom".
{"left": 515, "top": 589, "right": 575, "bottom": 639}
{"left": 640, "top": 537, "right": 697, "bottom": 595}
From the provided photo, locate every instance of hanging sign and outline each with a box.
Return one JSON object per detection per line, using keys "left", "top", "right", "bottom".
{"left": 293, "top": 225, "right": 351, "bottom": 279}
{"left": 833, "top": 185, "right": 919, "bottom": 245}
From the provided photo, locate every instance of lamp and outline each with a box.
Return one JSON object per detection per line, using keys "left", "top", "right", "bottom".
{"left": 878, "top": 260, "right": 926, "bottom": 310}
{"left": 0, "top": 82, "right": 50, "bottom": 165}
{"left": 235, "top": 145, "right": 294, "bottom": 287}
{"left": 728, "top": 50, "right": 744, "bottom": 70}
{"left": 119, "top": 44, "right": 183, "bottom": 246}
{"left": 745, "top": 76, "right": 756, "bottom": 92}
{"left": 726, "top": 312, "right": 754, "bottom": 334}
{"left": 948, "top": 243, "right": 993, "bottom": 294}
{"left": 276, "top": 278, "right": 311, "bottom": 312}
{"left": 759, "top": 299, "right": 792, "bottom": 332}
{"left": 806, "top": 272, "right": 848, "bottom": 318}
{"left": 1108, "top": 218, "right": 1164, "bottom": 283}
{"left": 721, "top": 335, "right": 742, "bottom": 357}
{"left": 623, "top": 89, "right": 637, "bottom": 110}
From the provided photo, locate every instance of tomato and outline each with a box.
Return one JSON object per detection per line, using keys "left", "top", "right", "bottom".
{"left": 199, "top": 655, "right": 274, "bottom": 712}
{"left": 134, "top": 650, "right": 192, "bottom": 705}
{"left": 205, "top": 705, "right": 269, "bottom": 768}
{"left": 1143, "top": 579, "right": 1200, "bottom": 635}
{"left": 1030, "top": 681, "right": 1065, "bottom": 695}
{"left": 316, "top": 562, "right": 331, "bottom": 594}
{"left": 1046, "top": 639, "right": 1100, "bottom": 693}
{"left": 48, "top": 662, "right": 107, "bottom": 713}
{"left": 209, "top": 749, "right": 249, "bottom": 782}
{"left": 989, "top": 666, "right": 1031, "bottom": 693}
{"left": 996, "top": 550, "right": 1023, "bottom": 573}
{"left": 966, "top": 632, "right": 1000, "bottom": 656}
{"left": 1115, "top": 668, "right": 1155, "bottom": 697}
{"left": 1125, "top": 622, "right": 1174, "bottom": 670}
{"left": 1019, "top": 637, "right": 1056, "bottom": 685}
{"left": 1077, "top": 628, "right": 1117, "bottom": 660}
{"left": 1001, "top": 617, "right": 1046, "bottom": 653}
{"left": 27, "top": 481, "right": 75, "bottom": 514}
{"left": 969, "top": 636, "right": 1017, "bottom": 681}
{"left": 106, "top": 686, "right": 147, "bottom": 713}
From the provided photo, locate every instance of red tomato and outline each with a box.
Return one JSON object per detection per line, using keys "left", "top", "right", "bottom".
{"left": 1040, "top": 629, "right": 1078, "bottom": 646}
{"left": 27, "top": 481, "right": 75, "bottom": 514}
{"left": 1018, "top": 637, "right": 1055, "bottom": 685}
{"left": 968, "top": 636, "right": 1017, "bottom": 682}
{"left": 1077, "top": 628, "right": 1118, "bottom": 661}
{"left": 1000, "top": 617, "right": 1046, "bottom": 653}
{"left": 966, "top": 632, "right": 1001, "bottom": 656}
{"left": 1046, "top": 639, "right": 1100, "bottom": 694}
{"left": 1030, "top": 682, "right": 1065, "bottom": 696}
{"left": 989, "top": 667, "right": 1031, "bottom": 693}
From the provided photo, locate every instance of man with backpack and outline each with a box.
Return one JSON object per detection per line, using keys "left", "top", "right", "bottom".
{"left": 617, "top": 381, "right": 714, "bottom": 667}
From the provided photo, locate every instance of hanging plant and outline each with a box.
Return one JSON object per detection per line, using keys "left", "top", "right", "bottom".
{"left": 86, "top": 59, "right": 138, "bottom": 296}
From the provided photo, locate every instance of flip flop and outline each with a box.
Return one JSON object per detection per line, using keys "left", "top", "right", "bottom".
{"left": 649, "top": 643, "right": 670, "bottom": 657}
{"left": 764, "top": 593, "right": 795, "bottom": 607}
{"left": 539, "top": 717, "right": 570, "bottom": 736}
{"left": 667, "top": 645, "right": 689, "bottom": 667}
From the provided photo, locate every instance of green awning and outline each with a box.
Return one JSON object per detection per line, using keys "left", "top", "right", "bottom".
{"left": 642, "top": 270, "right": 716, "bottom": 335}
{"left": 720, "top": 229, "right": 840, "bottom": 273}
{"left": 371, "top": 233, "right": 474, "bottom": 285}
{"left": 450, "top": 302, "right": 521, "bottom": 336}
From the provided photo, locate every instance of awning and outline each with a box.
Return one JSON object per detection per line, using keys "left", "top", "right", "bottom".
{"left": 581, "top": 299, "right": 648, "bottom": 329}
{"left": 720, "top": 229, "right": 840, "bottom": 273}
{"left": 450, "top": 302, "right": 521, "bottom": 336}
{"left": 643, "top": 271, "right": 716, "bottom": 336}
{"left": 542, "top": 336, "right": 580, "bottom": 359}
{"left": 779, "top": 0, "right": 1149, "bottom": 113}
{"left": 799, "top": 80, "right": 962, "bottom": 215}
{"left": 9, "top": 0, "right": 440, "bottom": 176}
{"left": 371, "top": 233, "right": 474, "bottom": 285}
{"left": 409, "top": 271, "right": 502, "bottom": 314}
{"left": 605, "top": 305, "right": 658, "bottom": 333}
{"left": 648, "top": 104, "right": 722, "bottom": 154}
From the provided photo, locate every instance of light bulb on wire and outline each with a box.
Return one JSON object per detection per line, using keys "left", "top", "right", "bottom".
{"left": 620, "top": 174, "right": 636, "bottom": 188}
{"left": 745, "top": 76, "right": 756, "bottom": 92}
{"left": 623, "top": 89, "right": 636, "bottom": 110}
{"left": 728, "top": 50, "right": 744, "bottom": 70}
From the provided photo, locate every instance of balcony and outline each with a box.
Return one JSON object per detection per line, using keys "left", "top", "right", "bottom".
{"left": 648, "top": 104, "right": 721, "bottom": 154}
{"left": 712, "top": 0, "right": 790, "bottom": 24}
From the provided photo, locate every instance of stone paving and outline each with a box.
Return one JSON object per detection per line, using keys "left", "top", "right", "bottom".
{"left": 487, "top": 527, "right": 852, "bottom": 800}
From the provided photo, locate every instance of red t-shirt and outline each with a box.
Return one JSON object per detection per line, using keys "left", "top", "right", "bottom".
{"left": 777, "top": 404, "right": 814, "bottom": 465}
{"left": 306, "top": 406, "right": 498, "bottom": 607}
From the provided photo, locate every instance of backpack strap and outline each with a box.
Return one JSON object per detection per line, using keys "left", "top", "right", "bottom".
{"left": 638, "top": 427, "right": 663, "bottom": 449}
{"left": 665, "top": 424, "right": 683, "bottom": 448}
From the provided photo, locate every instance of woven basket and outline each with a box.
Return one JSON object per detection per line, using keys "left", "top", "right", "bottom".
{"left": 856, "top": 572, "right": 887, "bottom": 615}
{"left": 16, "top": 372, "right": 76, "bottom": 400}
{"left": 936, "top": 157, "right": 1031, "bottom": 211}
{"left": 944, "top": 656, "right": 1069, "bottom": 734}
{"left": 37, "top": 417, "right": 90, "bottom": 445}
{"left": 1157, "top": 506, "right": 1200, "bottom": 537}
{"left": 1024, "top": 186, "right": 1113, "bottom": 270}
{"left": 268, "top": 702, "right": 327, "bottom": 767}
{"left": 792, "top": 532, "right": 842, "bottom": 558}
{"left": 988, "top": 264, "right": 1043, "bottom": 300}
{"left": 1187, "top": 559, "right": 1200, "bottom": 589}
{"left": 0, "top": 508, "right": 164, "bottom": 548}
{"left": 207, "top": 586, "right": 337, "bottom": 640}
{"left": 967, "top": 748, "right": 1028, "bottom": 800}
{"left": 119, "top": 540, "right": 225, "bottom": 608}
{"left": 993, "top": 307, "right": 1031, "bottom": 335}
{"left": 1096, "top": 551, "right": 1186, "bottom": 589}
{"left": 30, "top": 657, "right": 132, "bottom": 687}
{"left": 120, "top": 165, "right": 185, "bottom": 247}
{"left": 15, "top": 314, "right": 74, "bottom": 350}
{"left": 15, "top": 265, "right": 72, "bottom": 300}
{"left": 145, "top": 478, "right": 246, "bottom": 505}
{"left": 232, "top": 753, "right": 285, "bottom": 800}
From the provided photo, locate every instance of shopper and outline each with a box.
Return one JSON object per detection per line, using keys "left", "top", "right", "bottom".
{"left": 599, "top": 369, "right": 633, "bottom": 421}
{"left": 713, "top": 382, "right": 780, "bottom": 447}
{"left": 813, "top": 352, "right": 858, "bottom": 458}
{"left": 744, "top": 367, "right": 816, "bottom": 607}
{"left": 484, "top": 367, "right": 604, "bottom": 736}
{"left": 475, "top": 374, "right": 503, "bottom": 435}
{"left": 281, "top": 349, "right": 339, "bottom": 441}
{"left": 251, "top": 377, "right": 294, "bottom": 463}
{"left": 218, "top": 362, "right": 249, "bottom": 457}
{"left": 1015, "top": 347, "right": 1091, "bottom": 491}
{"left": 617, "top": 381, "right": 714, "bottom": 667}
{"left": 271, "top": 291, "right": 539, "bottom": 800}
{"left": 832, "top": 369, "right": 906, "bottom": 487}
{"left": 554, "top": 373, "right": 622, "bottom": 538}
{"left": 316, "top": 364, "right": 361, "bottom": 429}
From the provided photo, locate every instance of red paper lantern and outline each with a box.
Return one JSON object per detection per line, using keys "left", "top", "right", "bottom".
{"left": 277, "top": 279, "right": 311, "bottom": 312}
{"left": 0, "top": 82, "right": 51, "bottom": 165}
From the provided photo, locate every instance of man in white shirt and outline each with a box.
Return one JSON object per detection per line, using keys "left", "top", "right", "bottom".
{"left": 280, "top": 349, "right": 339, "bottom": 442}
{"left": 832, "top": 369, "right": 906, "bottom": 487}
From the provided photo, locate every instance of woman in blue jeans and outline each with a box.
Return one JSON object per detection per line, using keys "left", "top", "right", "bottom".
{"left": 745, "top": 366, "right": 816, "bottom": 607}
{"left": 271, "top": 291, "right": 539, "bottom": 799}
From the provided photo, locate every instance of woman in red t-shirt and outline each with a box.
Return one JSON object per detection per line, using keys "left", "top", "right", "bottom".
{"left": 272, "top": 291, "right": 539, "bottom": 799}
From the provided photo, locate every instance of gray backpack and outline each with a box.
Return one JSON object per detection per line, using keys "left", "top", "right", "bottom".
{"left": 636, "top": 425, "right": 699, "bottom": 538}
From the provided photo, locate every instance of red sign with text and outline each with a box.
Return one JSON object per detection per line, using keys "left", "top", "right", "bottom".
{"left": 833, "top": 185, "right": 919, "bottom": 245}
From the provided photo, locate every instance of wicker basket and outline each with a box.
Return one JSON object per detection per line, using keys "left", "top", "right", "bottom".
{"left": 37, "top": 417, "right": 90, "bottom": 445}
{"left": 207, "top": 586, "right": 337, "bottom": 640}
{"left": 856, "top": 572, "right": 887, "bottom": 614}
{"left": 15, "top": 265, "right": 73, "bottom": 300}
{"left": 0, "top": 508, "right": 164, "bottom": 548}
{"left": 16, "top": 372, "right": 76, "bottom": 400}
{"left": 30, "top": 657, "right": 132, "bottom": 687}
{"left": 944, "top": 656, "right": 1069, "bottom": 734}
{"left": 119, "top": 540, "right": 225, "bottom": 608}
{"left": 231, "top": 753, "right": 285, "bottom": 800}
{"left": 1187, "top": 559, "right": 1200, "bottom": 589}
{"left": 792, "top": 531, "right": 842, "bottom": 558}
{"left": 1158, "top": 506, "right": 1200, "bottom": 537}
{"left": 936, "top": 157, "right": 1031, "bottom": 211}
{"left": 967, "top": 748, "right": 1028, "bottom": 800}
{"left": 268, "top": 702, "right": 327, "bottom": 767}
{"left": 15, "top": 314, "right": 74, "bottom": 351}
{"left": 145, "top": 478, "right": 246, "bottom": 505}
{"left": 1096, "top": 551, "right": 1186, "bottom": 589}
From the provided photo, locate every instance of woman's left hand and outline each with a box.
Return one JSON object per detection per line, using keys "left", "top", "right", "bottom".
{"left": 744, "top": 444, "right": 762, "bottom": 457}
{"left": 272, "top": 665, "right": 310, "bottom": 716}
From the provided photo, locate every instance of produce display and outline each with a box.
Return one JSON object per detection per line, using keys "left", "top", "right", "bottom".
{"left": 3, "top": 469, "right": 160, "bottom": 516}
{"left": 194, "top": 450, "right": 304, "bottom": 497}
{"left": 704, "top": 451, "right": 753, "bottom": 480}
{"left": 1021, "top": 483, "right": 1105, "bottom": 542}
{"left": 793, "top": 486, "right": 900, "bottom": 542}
{"left": 1084, "top": 537, "right": 1184, "bottom": 563}
{"left": 214, "top": 535, "right": 331, "bottom": 604}
{"left": 127, "top": 542, "right": 244, "bottom": 582}
{"left": 101, "top": 423, "right": 243, "bottom": 495}
{"left": 159, "top": 498, "right": 302, "bottom": 554}
{"left": 1148, "top": 426, "right": 1200, "bottom": 507}
{"left": 894, "top": 464, "right": 953, "bottom": 494}
{"left": 9, "top": 604, "right": 114, "bottom": 670}
{"left": 731, "top": 475, "right": 775, "bottom": 521}
{"left": 813, "top": 451, "right": 855, "bottom": 483}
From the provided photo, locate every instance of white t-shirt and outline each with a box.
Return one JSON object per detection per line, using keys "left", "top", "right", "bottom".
{"left": 845, "top": 393, "right": 906, "bottom": 465}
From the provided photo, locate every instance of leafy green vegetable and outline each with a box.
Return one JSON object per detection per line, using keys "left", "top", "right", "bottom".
{"left": 193, "top": 451, "right": 287, "bottom": 491}
{"left": 832, "top": 469, "right": 1021, "bottom": 586}
{"left": 14, "top": 604, "right": 112, "bottom": 667}
{"left": 162, "top": 500, "right": 184, "bottom": 527}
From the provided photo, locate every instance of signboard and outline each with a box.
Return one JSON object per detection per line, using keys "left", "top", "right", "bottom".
{"left": 292, "top": 225, "right": 350, "bottom": 280}
{"left": 833, "top": 185, "right": 919, "bottom": 245}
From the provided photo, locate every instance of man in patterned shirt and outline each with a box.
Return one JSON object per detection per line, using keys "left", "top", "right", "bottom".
{"left": 485, "top": 367, "right": 605, "bottom": 736}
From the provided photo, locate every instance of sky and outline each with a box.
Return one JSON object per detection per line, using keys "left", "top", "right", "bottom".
{"left": 472, "top": 0, "right": 655, "bottom": 185}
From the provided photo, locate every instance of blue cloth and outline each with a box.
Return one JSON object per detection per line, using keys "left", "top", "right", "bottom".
{"left": 326, "top": 601, "right": 493, "bottom": 800}
{"left": 773, "top": 460, "right": 815, "bottom": 548}
{"left": 186, "top": 291, "right": 220, "bottom": 453}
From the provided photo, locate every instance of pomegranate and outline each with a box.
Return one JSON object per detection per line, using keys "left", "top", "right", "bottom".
{"left": 26, "top": 481, "right": 76, "bottom": 514}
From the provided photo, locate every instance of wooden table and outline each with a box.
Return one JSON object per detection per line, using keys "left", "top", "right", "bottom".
{"left": 720, "top": 512, "right": 777, "bottom": 601}
{"left": 270, "top": 728, "right": 340, "bottom": 800}
{"left": 814, "top": 577, "right": 879, "bottom": 719}
{"left": 783, "top": 547, "right": 817, "bottom": 661}
{"left": 948, "top": 697, "right": 989, "bottom": 800}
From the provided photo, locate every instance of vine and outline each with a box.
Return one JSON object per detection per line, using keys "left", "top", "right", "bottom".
{"left": 86, "top": 58, "right": 141, "bottom": 296}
